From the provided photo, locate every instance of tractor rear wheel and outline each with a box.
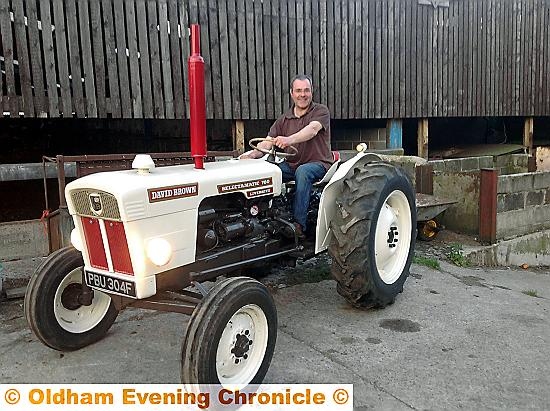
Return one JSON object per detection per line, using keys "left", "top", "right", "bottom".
{"left": 328, "top": 161, "right": 416, "bottom": 308}
{"left": 24, "top": 247, "right": 119, "bottom": 351}
{"left": 181, "top": 277, "right": 277, "bottom": 388}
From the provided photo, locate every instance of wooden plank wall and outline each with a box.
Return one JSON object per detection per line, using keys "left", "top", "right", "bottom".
{"left": 0, "top": 0, "right": 550, "bottom": 120}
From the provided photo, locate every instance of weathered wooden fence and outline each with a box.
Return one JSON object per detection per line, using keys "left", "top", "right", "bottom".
{"left": 1, "top": 0, "right": 549, "bottom": 120}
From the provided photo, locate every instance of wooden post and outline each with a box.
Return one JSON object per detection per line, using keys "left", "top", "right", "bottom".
{"left": 417, "top": 118, "right": 429, "bottom": 159}
{"left": 232, "top": 120, "right": 245, "bottom": 153}
{"left": 387, "top": 119, "right": 403, "bottom": 149}
{"left": 523, "top": 117, "right": 534, "bottom": 156}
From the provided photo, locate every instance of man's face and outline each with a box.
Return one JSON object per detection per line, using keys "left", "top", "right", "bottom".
{"left": 290, "top": 79, "right": 313, "bottom": 110}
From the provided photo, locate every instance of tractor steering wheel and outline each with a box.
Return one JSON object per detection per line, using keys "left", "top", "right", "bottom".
{"left": 249, "top": 137, "right": 298, "bottom": 161}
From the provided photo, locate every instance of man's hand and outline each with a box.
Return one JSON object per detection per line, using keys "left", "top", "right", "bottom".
{"left": 239, "top": 137, "right": 274, "bottom": 159}
{"left": 239, "top": 150, "right": 256, "bottom": 159}
{"left": 239, "top": 149, "right": 266, "bottom": 159}
{"left": 273, "top": 136, "right": 294, "bottom": 149}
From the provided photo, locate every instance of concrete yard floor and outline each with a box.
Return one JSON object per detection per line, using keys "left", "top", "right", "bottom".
{"left": 1, "top": 253, "right": 549, "bottom": 410}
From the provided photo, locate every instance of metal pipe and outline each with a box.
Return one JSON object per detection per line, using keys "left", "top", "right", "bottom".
{"left": 190, "top": 246, "right": 301, "bottom": 283}
{"left": 188, "top": 24, "right": 207, "bottom": 170}
{"left": 56, "top": 155, "right": 67, "bottom": 207}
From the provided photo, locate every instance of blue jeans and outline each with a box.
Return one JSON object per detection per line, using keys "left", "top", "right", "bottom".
{"left": 278, "top": 161, "right": 327, "bottom": 231}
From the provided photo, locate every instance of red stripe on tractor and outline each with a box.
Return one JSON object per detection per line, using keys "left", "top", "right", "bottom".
{"left": 81, "top": 217, "right": 108, "bottom": 270}
{"left": 105, "top": 221, "right": 134, "bottom": 275}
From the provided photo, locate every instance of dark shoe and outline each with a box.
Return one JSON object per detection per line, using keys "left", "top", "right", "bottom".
{"left": 294, "top": 223, "right": 306, "bottom": 239}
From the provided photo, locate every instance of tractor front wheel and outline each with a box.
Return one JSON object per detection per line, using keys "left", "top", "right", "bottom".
{"left": 24, "top": 247, "right": 119, "bottom": 351}
{"left": 181, "top": 277, "right": 277, "bottom": 388}
{"left": 329, "top": 161, "right": 416, "bottom": 308}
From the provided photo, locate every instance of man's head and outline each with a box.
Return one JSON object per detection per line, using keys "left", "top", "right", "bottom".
{"left": 290, "top": 75, "right": 313, "bottom": 110}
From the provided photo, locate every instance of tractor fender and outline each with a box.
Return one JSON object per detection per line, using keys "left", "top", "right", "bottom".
{"left": 314, "top": 152, "right": 384, "bottom": 254}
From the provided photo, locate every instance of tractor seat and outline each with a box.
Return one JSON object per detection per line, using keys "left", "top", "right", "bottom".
{"left": 286, "top": 151, "right": 341, "bottom": 188}
{"left": 313, "top": 151, "right": 341, "bottom": 186}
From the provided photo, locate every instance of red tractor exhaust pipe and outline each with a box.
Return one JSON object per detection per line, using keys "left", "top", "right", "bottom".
{"left": 188, "top": 24, "right": 207, "bottom": 169}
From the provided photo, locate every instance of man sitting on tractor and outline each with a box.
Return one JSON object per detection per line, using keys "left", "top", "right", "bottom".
{"left": 240, "top": 74, "right": 333, "bottom": 238}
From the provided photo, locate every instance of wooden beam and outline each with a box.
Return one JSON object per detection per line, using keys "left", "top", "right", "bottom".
{"left": 417, "top": 118, "right": 429, "bottom": 159}
{"left": 523, "top": 117, "right": 534, "bottom": 155}
{"left": 232, "top": 120, "right": 245, "bottom": 153}
{"left": 387, "top": 119, "right": 403, "bottom": 149}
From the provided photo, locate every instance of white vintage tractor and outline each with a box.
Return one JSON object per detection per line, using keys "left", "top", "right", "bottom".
{"left": 24, "top": 25, "right": 416, "bottom": 387}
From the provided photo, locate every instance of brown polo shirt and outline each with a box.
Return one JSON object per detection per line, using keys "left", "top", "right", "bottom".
{"left": 268, "top": 102, "right": 333, "bottom": 171}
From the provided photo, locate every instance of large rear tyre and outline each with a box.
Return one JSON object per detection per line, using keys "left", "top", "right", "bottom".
{"left": 181, "top": 277, "right": 277, "bottom": 388}
{"left": 24, "top": 247, "right": 119, "bottom": 351}
{"left": 329, "top": 161, "right": 416, "bottom": 308}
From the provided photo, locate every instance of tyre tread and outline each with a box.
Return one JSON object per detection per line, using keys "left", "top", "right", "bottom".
{"left": 328, "top": 162, "right": 416, "bottom": 308}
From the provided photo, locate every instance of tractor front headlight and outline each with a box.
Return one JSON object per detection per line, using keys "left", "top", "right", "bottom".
{"left": 70, "top": 228, "right": 83, "bottom": 252}
{"left": 146, "top": 238, "right": 172, "bottom": 266}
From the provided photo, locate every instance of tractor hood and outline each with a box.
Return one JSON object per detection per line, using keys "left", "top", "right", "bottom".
{"left": 65, "top": 159, "right": 282, "bottom": 222}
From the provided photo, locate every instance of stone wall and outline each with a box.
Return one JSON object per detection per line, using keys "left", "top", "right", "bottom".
{"left": 467, "top": 229, "right": 550, "bottom": 266}
{"left": 432, "top": 171, "right": 481, "bottom": 235}
{"left": 496, "top": 171, "right": 550, "bottom": 240}
{"left": 416, "top": 154, "right": 549, "bottom": 239}
{"left": 494, "top": 154, "right": 530, "bottom": 175}
{"left": 399, "top": 153, "right": 529, "bottom": 237}
{"left": 429, "top": 154, "right": 528, "bottom": 175}
{"left": 0, "top": 220, "right": 49, "bottom": 260}
{"left": 332, "top": 128, "right": 388, "bottom": 151}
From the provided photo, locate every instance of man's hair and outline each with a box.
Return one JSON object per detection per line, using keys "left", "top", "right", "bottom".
{"left": 290, "top": 74, "right": 313, "bottom": 91}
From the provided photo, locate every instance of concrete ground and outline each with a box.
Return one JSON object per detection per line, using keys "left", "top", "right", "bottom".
{"left": 1, "top": 247, "right": 549, "bottom": 410}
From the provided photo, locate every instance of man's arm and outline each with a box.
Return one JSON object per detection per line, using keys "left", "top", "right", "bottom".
{"left": 272, "top": 120, "right": 323, "bottom": 149}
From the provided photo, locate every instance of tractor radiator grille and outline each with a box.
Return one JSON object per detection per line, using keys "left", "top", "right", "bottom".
{"left": 81, "top": 216, "right": 134, "bottom": 275}
{"left": 81, "top": 217, "right": 108, "bottom": 271}
{"left": 70, "top": 189, "right": 121, "bottom": 221}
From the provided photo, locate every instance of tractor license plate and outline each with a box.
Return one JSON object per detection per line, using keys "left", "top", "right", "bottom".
{"left": 85, "top": 271, "right": 136, "bottom": 297}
